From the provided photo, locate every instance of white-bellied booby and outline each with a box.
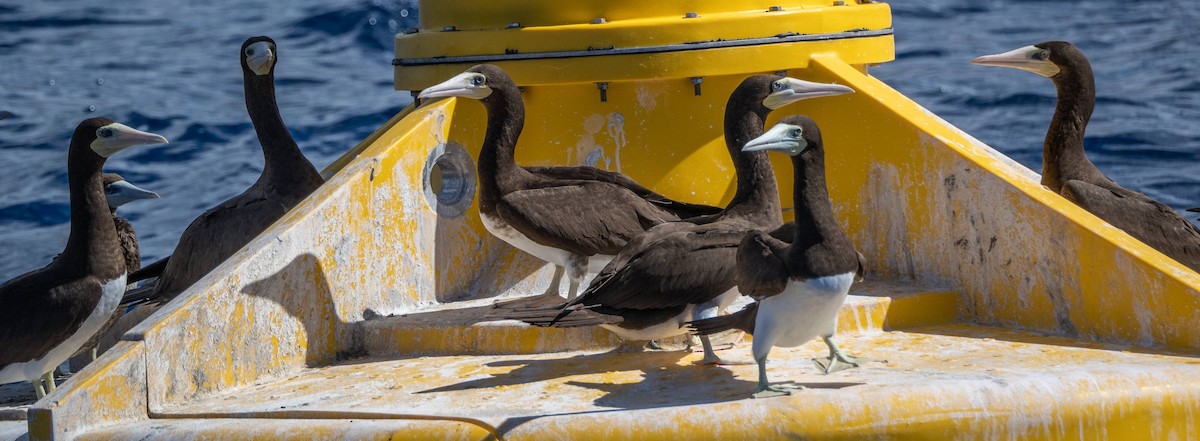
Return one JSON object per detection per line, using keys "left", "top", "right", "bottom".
{"left": 0, "top": 118, "right": 167, "bottom": 398}
{"left": 690, "top": 115, "right": 873, "bottom": 398}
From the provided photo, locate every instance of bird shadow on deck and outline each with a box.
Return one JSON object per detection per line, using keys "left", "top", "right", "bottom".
{"left": 432, "top": 209, "right": 547, "bottom": 304}
{"left": 415, "top": 349, "right": 862, "bottom": 435}
{"left": 239, "top": 253, "right": 364, "bottom": 368}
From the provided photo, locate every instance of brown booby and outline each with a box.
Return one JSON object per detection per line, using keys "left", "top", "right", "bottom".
{"left": 419, "top": 64, "right": 724, "bottom": 302}
{"left": 497, "top": 76, "right": 854, "bottom": 365}
{"left": 972, "top": 42, "right": 1200, "bottom": 271}
{"left": 69, "top": 174, "right": 159, "bottom": 365}
{"left": 101, "top": 173, "right": 160, "bottom": 273}
{"left": 126, "top": 36, "right": 325, "bottom": 305}
{"left": 0, "top": 118, "right": 167, "bottom": 398}
{"left": 418, "top": 65, "right": 845, "bottom": 302}
{"left": 690, "top": 116, "right": 871, "bottom": 398}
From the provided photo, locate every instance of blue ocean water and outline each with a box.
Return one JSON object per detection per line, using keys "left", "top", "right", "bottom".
{"left": 0, "top": 0, "right": 1197, "bottom": 280}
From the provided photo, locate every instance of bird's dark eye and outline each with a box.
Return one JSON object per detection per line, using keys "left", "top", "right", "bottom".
{"left": 104, "top": 186, "right": 115, "bottom": 194}
{"left": 790, "top": 129, "right": 802, "bottom": 138}
{"left": 772, "top": 81, "right": 785, "bottom": 91}
{"left": 97, "top": 128, "right": 113, "bottom": 137}
{"left": 471, "top": 76, "right": 485, "bottom": 86}
{"left": 245, "top": 48, "right": 254, "bottom": 57}
{"left": 1032, "top": 50, "right": 1049, "bottom": 61}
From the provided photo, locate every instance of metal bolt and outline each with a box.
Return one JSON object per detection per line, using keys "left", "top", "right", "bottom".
{"left": 442, "top": 25, "right": 457, "bottom": 31}
{"left": 684, "top": 12, "right": 699, "bottom": 18}
{"left": 591, "top": 17, "right": 607, "bottom": 24}
{"left": 768, "top": 5, "right": 783, "bottom": 12}
{"left": 404, "top": 27, "right": 419, "bottom": 35}
{"left": 775, "top": 70, "right": 788, "bottom": 77}
{"left": 690, "top": 77, "right": 703, "bottom": 96}
{"left": 833, "top": 0, "right": 845, "bottom": 5}
{"left": 596, "top": 82, "right": 610, "bottom": 102}
{"left": 507, "top": 22, "right": 521, "bottom": 29}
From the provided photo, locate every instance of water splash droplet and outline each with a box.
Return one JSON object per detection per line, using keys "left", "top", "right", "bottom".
{"left": 388, "top": 19, "right": 397, "bottom": 30}
{"left": 400, "top": 9, "right": 409, "bottom": 18}
{"left": 368, "top": 17, "right": 377, "bottom": 26}
{"left": 48, "top": 79, "right": 55, "bottom": 86}
{"left": 96, "top": 78, "right": 104, "bottom": 85}
{"left": 87, "top": 105, "right": 96, "bottom": 112}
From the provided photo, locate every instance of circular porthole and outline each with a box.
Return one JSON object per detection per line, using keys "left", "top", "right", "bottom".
{"left": 422, "top": 142, "right": 476, "bottom": 217}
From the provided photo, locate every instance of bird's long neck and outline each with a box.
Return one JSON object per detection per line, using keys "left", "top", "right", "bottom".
{"left": 787, "top": 149, "right": 855, "bottom": 278}
{"left": 720, "top": 106, "right": 782, "bottom": 227}
{"left": 62, "top": 149, "right": 123, "bottom": 279}
{"left": 1042, "top": 66, "right": 1099, "bottom": 192}
{"left": 477, "top": 85, "right": 526, "bottom": 212}
{"left": 245, "top": 72, "right": 318, "bottom": 188}
{"left": 789, "top": 152, "right": 839, "bottom": 248}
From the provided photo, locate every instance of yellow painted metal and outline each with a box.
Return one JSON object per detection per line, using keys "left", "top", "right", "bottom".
{"left": 68, "top": 324, "right": 1200, "bottom": 441}
{"left": 22, "top": 0, "right": 1200, "bottom": 439}
{"left": 394, "top": 0, "right": 893, "bottom": 88}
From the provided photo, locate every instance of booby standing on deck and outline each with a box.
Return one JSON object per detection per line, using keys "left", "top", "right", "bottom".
{"left": 419, "top": 64, "right": 730, "bottom": 302}
{"left": 498, "top": 76, "right": 854, "bottom": 365}
{"left": 126, "top": 36, "right": 325, "bottom": 306}
{"left": 972, "top": 42, "right": 1200, "bottom": 271}
{"left": 0, "top": 118, "right": 167, "bottom": 398}
{"left": 690, "top": 116, "right": 870, "bottom": 398}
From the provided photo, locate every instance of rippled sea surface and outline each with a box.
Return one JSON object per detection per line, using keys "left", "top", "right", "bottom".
{"left": 1, "top": 0, "right": 1198, "bottom": 280}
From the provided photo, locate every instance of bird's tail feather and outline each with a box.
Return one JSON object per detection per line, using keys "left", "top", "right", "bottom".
{"left": 688, "top": 303, "right": 758, "bottom": 335}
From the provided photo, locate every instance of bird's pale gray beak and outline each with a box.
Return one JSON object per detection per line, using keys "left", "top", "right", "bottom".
{"left": 971, "top": 45, "right": 1060, "bottom": 77}
{"left": 417, "top": 72, "right": 492, "bottom": 100}
{"left": 246, "top": 41, "right": 275, "bottom": 76}
{"left": 763, "top": 78, "right": 855, "bottom": 110}
{"left": 742, "top": 123, "right": 806, "bottom": 154}
{"left": 106, "top": 180, "right": 160, "bottom": 208}
{"left": 90, "top": 123, "right": 169, "bottom": 158}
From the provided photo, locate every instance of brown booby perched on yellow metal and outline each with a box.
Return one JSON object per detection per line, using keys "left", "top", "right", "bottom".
{"left": 690, "top": 116, "right": 873, "bottom": 398}
{"left": 0, "top": 118, "right": 167, "bottom": 398}
{"left": 124, "top": 36, "right": 325, "bottom": 305}
{"left": 972, "top": 42, "right": 1200, "bottom": 271}
{"left": 419, "top": 64, "right": 726, "bottom": 302}
{"left": 498, "top": 76, "right": 853, "bottom": 364}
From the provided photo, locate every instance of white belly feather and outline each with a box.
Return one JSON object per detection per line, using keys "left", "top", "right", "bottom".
{"left": 481, "top": 212, "right": 613, "bottom": 274}
{"left": 0, "top": 275, "right": 126, "bottom": 385}
{"left": 753, "top": 272, "right": 855, "bottom": 352}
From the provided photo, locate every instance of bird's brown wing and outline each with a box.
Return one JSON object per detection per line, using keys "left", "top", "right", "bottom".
{"left": 569, "top": 222, "right": 746, "bottom": 310}
{"left": 496, "top": 181, "right": 679, "bottom": 256}
{"left": 528, "top": 165, "right": 722, "bottom": 218}
{"left": 0, "top": 273, "right": 102, "bottom": 366}
{"left": 1062, "top": 180, "right": 1200, "bottom": 271}
{"left": 735, "top": 228, "right": 792, "bottom": 301}
{"left": 151, "top": 194, "right": 288, "bottom": 301}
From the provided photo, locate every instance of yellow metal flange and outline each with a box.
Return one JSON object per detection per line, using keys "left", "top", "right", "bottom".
{"left": 394, "top": 0, "right": 894, "bottom": 88}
